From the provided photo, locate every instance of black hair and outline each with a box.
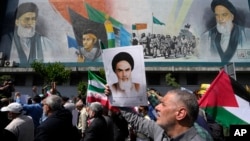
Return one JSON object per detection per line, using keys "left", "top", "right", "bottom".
{"left": 112, "top": 52, "right": 134, "bottom": 72}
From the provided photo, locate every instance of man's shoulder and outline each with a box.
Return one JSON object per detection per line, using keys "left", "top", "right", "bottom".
{"left": 111, "top": 83, "right": 119, "bottom": 90}
{"left": 194, "top": 123, "right": 214, "bottom": 141}
{"left": 91, "top": 116, "right": 107, "bottom": 127}
{"left": 133, "top": 83, "right": 140, "bottom": 92}
{"left": 19, "top": 114, "right": 33, "bottom": 122}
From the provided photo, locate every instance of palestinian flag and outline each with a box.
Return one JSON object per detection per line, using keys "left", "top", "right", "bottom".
{"left": 87, "top": 70, "right": 119, "bottom": 112}
{"left": 199, "top": 70, "right": 250, "bottom": 128}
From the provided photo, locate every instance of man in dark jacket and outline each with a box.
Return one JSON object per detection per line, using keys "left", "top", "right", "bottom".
{"left": 84, "top": 102, "right": 109, "bottom": 141}
{"left": 34, "top": 95, "right": 80, "bottom": 141}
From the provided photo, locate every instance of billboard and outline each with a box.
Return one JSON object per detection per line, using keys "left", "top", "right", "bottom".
{"left": 0, "top": 0, "right": 250, "bottom": 67}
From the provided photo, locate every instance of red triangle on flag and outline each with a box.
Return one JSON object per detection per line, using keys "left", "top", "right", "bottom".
{"left": 199, "top": 70, "right": 239, "bottom": 107}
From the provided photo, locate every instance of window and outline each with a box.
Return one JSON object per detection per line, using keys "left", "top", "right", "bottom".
{"left": 186, "top": 73, "right": 197, "bottom": 85}
{"left": 146, "top": 72, "right": 161, "bottom": 85}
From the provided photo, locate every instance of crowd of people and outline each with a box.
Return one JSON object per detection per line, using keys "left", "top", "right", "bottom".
{"left": 132, "top": 29, "right": 198, "bottom": 59}
{"left": 0, "top": 78, "right": 229, "bottom": 141}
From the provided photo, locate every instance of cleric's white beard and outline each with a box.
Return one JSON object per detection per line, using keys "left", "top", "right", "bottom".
{"left": 17, "top": 25, "right": 35, "bottom": 38}
{"left": 216, "top": 21, "right": 233, "bottom": 35}
{"left": 118, "top": 79, "right": 132, "bottom": 91}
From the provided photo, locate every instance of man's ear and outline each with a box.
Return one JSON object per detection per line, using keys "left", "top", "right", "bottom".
{"left": 175, "top": 107, "right": 187, "bottom": 120}
{"left": 93, "top": 38, "right": 97, "bottom": 44}
{"left": 15, "top": 19, "right": 19, "bottom": 26}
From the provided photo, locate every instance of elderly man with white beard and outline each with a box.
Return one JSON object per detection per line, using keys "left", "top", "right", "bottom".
{"left": 199, "top": 0, "right": 250, "bottom": 63}
{"left": 1, "top": 2, "right": 57, "bottom": 65}
{"left": 111, "top": 52, "right": 140, "bottom": 97}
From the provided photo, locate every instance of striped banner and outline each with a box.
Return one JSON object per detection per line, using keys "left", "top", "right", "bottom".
{"left": 132, "top": 23, "right": 147, "bottom": 30}
{"left": 87, "top": 70, "right": 119, "bottom": 112}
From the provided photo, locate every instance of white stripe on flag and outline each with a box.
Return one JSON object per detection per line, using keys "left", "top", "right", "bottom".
{"left": 89, "top": 79, "right": 105, "bottom": 89}
{"left": 224, "top": 95, "right": 250, "bottom": 123}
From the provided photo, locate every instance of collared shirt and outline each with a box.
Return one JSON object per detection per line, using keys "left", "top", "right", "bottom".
{"left": 77, "top": 107, "right": 88, "bottom": 133}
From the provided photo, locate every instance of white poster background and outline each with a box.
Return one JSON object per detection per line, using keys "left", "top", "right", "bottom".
{"left": 102, "top": 45, "right": 147, "bottom": 107}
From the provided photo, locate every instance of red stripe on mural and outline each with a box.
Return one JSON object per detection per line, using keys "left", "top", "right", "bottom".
{"left": 49, "top": 0, "right": 107, "bottom": 23}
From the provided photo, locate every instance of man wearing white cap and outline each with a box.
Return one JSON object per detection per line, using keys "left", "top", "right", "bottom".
{"left": 1, "top": 102, "right": 34, "bottom": 141}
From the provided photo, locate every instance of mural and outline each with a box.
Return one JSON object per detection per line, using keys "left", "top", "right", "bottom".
{"left": 0, "top": 0, "right": 250, "bottom": 67}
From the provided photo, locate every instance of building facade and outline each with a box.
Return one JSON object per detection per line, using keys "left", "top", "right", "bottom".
{"left": 0, "top": 0, "right": 249, "bottom": 97}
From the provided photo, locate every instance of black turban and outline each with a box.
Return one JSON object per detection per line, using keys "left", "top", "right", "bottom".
{"left": 112, "top": 52, "right": 134, "bottom": 72}
{"left": 211, "top": 0, "right": 237, "bottom": 15}
{"left": 16, "top": 2, "right": 38, "bottom": 19}
{"left": 83, "top": 29, "right": 97, "bottom": 36}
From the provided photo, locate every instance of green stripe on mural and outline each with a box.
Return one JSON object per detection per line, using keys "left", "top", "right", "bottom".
{"left": 108, "top": 39, "right": 116, "bottom": 48}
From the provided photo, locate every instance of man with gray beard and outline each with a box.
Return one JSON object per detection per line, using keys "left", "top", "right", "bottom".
{"left": 1, "top": 2, "right": 56, "bottom": 65}
{"left": 111, "top": 52, "right": 140, "bottom": 97}
{"left": 199, "top": 0, "right": 250, "bottom": 63}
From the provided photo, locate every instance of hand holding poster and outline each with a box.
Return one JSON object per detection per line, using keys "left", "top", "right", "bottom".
{"left": 102, "top": 45, "right": 147, "bottom": 107}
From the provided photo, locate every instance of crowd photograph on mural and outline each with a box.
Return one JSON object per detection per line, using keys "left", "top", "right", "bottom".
{"left": 131, "top": 25, "right": 199, "bottom": 60}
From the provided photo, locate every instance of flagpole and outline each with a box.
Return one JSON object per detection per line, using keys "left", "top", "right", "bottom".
{"left": 137, "top": 30, "right": 139, "bottom": 39}
{"left": 152, "top": 13, "right": 154, "bottom": 34}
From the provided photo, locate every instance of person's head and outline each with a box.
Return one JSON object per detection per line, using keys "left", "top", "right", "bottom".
{"left": 112, "top": 52, "right": 134, "bottom": 90}
{"left": 141, "top": 33, "right": 145, "bottom": 38}
{"left": 211, "top": 0, "right": 236, "bottom": 34}
{"left": 82, "top": 29, "right": 97, "bottom": 51}
{"left": 138, "top": 106, "right": 148, "bottom": 117}
{"left": 155, "top": 89, "right": 199, "bottom": 137}
{"left": 132, "top": 33, "right": 136, "bottom": 37}
{"left": 61, "top": 96, "right": 69, "bottom": 104}
{"left": 88, "top": 102, "right": 103, "bottom": 118}
{"left": 152, "top": 34, "right": 156, "bottom": 38}
{"left": 166, "top": 35, "right": 171, "bottom": 39}
{"left": 192, "top": 35, "right": 195, "bottom": 40}
{"left": 195, "top": 84, "right": 210, "bottom": 100}
{"left": 32, "top": 85, "right": 38, "bottom": 93}
{"left": 173, "top": 36, "right": 176, "bottom": 40}
{"left": 147, "top": 88, "right": 161, "bottom": 96}
{"left": 63, "top": 97, "right": 75, "bottom": 112}
{"left": 0, "top": 98, "right": 10, "bottom": 108}
{"left": 32, "top": 95, "right": 42, "bottom": 104}
{"left": 75, "top": 99, "right": 84, "bottom": 111}
{"left": 1, "top": 102, "right": 23, "bottom": 120}
{"left": 156, "top": 34, "right": 161, "bottom": 39}
{"left": 15, "top": 2, "right": 38, "bottom": 38}
{"left": 14, "top": 92, "right": 21, "bottom": 97}
{"left": 42, "top": 95, "right": 63, "bottom": 116}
